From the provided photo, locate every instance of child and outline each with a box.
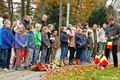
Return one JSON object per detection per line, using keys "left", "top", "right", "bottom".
{"left": 40, "top": 26, "right": 50, "bottom": 64}
{"left": 51, "top": 30, "right": 59, "bottom": 61}
{"left": 60, "top": 27, "right": 69, "bottom": 64}
{"left": 14, "top": 24, "right": 27, "bottom": 71}
{"left": 32, "top": 23, "right": 42, "bottom": 65}
{"left": 87, "top": 31, "right": 93, "bottom": 62}
{"left": 25, "top": 25, "right": 35, "bottom": 69}
{"left": 46, "top": 24, "right": 54, "bottom": 64}
{"left": 68, "top": 27, "right": 76, "bottom": 65}
{"left": 1, "top": 19, "right": 14, "bottom": 71}
{"left": 82, "top": 29, "right": 89, "bottom": 63}
{"left": 75, "top": 28, "right": 86, "bottom": 64}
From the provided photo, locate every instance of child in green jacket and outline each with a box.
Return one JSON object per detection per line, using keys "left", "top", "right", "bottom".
{"left": 32, "top": 23, "right": 42, "bottom": 65}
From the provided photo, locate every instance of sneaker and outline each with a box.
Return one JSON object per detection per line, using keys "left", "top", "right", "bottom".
{"left": 3, "top": 68, "right": 9, "bottom": 72}
{"left": 15, "top": 66, "right": 22, "bottom": 71}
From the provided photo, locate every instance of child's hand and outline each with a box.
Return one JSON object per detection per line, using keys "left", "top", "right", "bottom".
{"left": 23, "top": 45, "right": 25, "bottom": 48}
{"left": 48, "top": 46, "right": 50, "bottom": 48}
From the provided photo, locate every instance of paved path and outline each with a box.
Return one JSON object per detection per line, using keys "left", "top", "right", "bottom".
{"left": 0, "top": 49, "right": 120, "bottom": 80}
{"left": 0, "top": 70, "right": 45, "bottom": 80}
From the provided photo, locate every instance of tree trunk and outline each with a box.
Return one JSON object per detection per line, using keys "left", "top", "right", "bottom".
{"left": 7, "top": 0, "right": 13, "bottom": 25}
{"left": 26, "top": 0, "right": 30, "bottom": 15}
{"left": 59, "top": 0, "right": 63, "bottom": 29}
{"left": 21, "top": 0, "right": 25, "bottom": 18}
{"left": 40, "top": 0, "right": 45, "bottom": 18}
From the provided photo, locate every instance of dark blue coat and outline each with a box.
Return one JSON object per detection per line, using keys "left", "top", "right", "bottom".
{"left": 75, "top": 33, "right": 86, "bottom": 49}
{"left": 1, "top": 27, "right": 14, "bottom": 49}
{"left": 60, "top": 32, "right": 68, "bottom": 47}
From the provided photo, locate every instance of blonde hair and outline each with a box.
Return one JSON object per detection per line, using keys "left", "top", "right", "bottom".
{"left": 18, "top": 24, "right": 27, "bottom": 36}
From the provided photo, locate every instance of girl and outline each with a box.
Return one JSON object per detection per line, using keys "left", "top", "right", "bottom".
{"left": 46, "top": 24, "right": 54, "bottom": 64}
{"left": 40, "top": 26, "right": 50, "bottom": 64}
{"left": 25, "top": 25, "right": 35, "bottom": 69}
{"left": 14, "top": 24, "right": 27, "bottom": 71}
{"left": 51, "top": 30, "right": 59, "bottom": 61}
{"left": 68, "top": 27, "right": 76, "bottom": 65}
{"left": 60, "top": 27, "right": 69, "bottom": 64}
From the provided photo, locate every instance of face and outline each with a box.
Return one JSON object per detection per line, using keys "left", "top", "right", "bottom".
{"left": 42, "top": 15, "right": 47, "bottom": 22}
{"left": 5, "top": 21, "right": 11, "bottom": 28}
{"left": 37, "top": 26, "right": 41, "bottom": 31}
{"left": 45, "top": 28, "right": 48, "bottom": 33}
{"left": 78, "top": 29, "right": 82, "bottom": 34}
{"left": 54, "top": 31, "right": 57, "bottom": 36}
{"left": 63, "top": 27, "right": 67, "bottom": 32}
{"left": 92, "top": 24, "right": 97, "bottom": 30}
{"left": 50, "top": 25, "right": 54, "bottom": 31}
{"left": 109, "top": 20, "right": 115, "bottom": 25}
{"left": 19, "top": 27, "right": 24, "bottom": 32}
{"left": 25, "top": 16, "right": 30, "bottom": 21}
{"left": 30, "top": 26, "right": 34, "bottom": 31}
{"left": 83, "top": 31, "right": 87, "bottom": 35}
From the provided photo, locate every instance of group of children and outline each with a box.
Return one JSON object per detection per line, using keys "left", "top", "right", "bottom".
{"left": 0, "top": 18, "right": 59, "bottom": 71}
{"left": 60, "top": 26, "right": 94, "bottom": 65}
{"left": 0, "top": 14, "right": 108, "bottom": 71}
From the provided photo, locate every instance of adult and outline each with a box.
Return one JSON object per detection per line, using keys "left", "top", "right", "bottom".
{"left": 40, "top": 15, "right": 47, "bottom": 27}
{"left": 2, "top": 12, "right": 9, "bottom": 22}
{"left": 105, "top": 17, "right": 120, "bottom": 68}
{"left": 21, "top": 15, "right": 31, "bottom": 29}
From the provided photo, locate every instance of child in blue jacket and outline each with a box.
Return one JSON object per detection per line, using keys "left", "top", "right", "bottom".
{"left": 1, "top": 19, "right": 14, "bottom": 71}
{"left": 75, "top": 28, "right": 86, "bottom": 64}
{"left": 14, "top": 24, "right": 27, "bottom": 71}
{"left": 25, "top": 25, "right": 35, "bottom": 69}
{"left": 60, "top": 27, "right": 69, "bottom": 64}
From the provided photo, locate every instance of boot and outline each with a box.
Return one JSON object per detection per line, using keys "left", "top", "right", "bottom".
{"left": 76, "top": 59, "right": 80, "bottom": 65}
{"left": 69, "top": 60, "right": 74, "bottom": 65}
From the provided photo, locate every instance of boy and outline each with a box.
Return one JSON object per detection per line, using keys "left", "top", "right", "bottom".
{"left": 32, "top": 23, "right": 42, "bottom": 65}
{"left": 1, "top": 19, "right": 14, "bottom": 71}
{"left": 75, "top": 28, "right": 86, "bottom": 64}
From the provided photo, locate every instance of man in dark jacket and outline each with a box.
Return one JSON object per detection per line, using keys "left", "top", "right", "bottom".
{"left": 39, "top": 15, "right": 47, "bottom": 27}
{"left": 21, "top": 15, "right": 31, "bottom": 29}
{"left": 105, "top": 16, "right": 120, "bottom": 68}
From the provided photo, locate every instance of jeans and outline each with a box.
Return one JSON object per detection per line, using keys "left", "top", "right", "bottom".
{"left": 0, "top": 46, "right": 2, "bottom": 68}
{"left": 32, "top": 48, "right": 39, "bottom": 65}
{"left": 60, "top": 47, "right": 68, "bottom": 61}
{"left": 86, "top": 50, "right": 92, "bottom": 62}
{"left": 105, "top": 45, "right": 118, "bottom": 67}
{"left": 25, "top": 48, "right": 34, "bottom": 67}
{"left": 40, "top": 48, "right": 47, "bottom": 64}
{"left": 76, "top": 48, "right": 85, "bottom": 64}
{"left": 1, "top": 49, "right": 11, "bottom": 69}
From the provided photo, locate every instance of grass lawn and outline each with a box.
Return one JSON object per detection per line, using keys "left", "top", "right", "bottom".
{"left": 46, "top": 65, "right": 120, "bottom": 80}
